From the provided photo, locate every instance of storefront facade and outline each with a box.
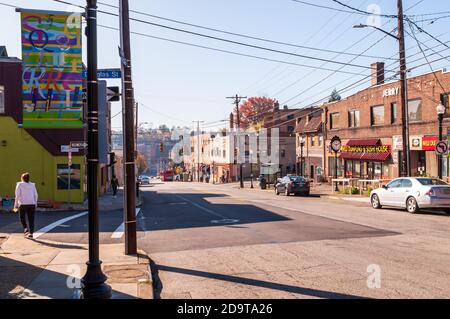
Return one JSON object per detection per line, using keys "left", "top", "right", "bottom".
{"left": 324, "top": 67, "right": 450, "bottom": 181}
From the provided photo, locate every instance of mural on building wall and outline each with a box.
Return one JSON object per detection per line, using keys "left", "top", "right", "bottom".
{"left": 20, "top": 10, "right": 83, "bottom": 128}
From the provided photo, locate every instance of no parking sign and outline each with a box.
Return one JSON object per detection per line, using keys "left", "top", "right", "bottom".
{"left": 436, "top": 141, "right": 448, "bottom": 156}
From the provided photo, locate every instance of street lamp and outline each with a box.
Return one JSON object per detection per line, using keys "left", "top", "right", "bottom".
{"left": 437, "top": 102, "right": 446, "bottom": 180}
{"left": 300, "top": 136, "right": 306, "bottom": 177}
{"left": 250, "top": 150, "right": 254, "bottom": 188}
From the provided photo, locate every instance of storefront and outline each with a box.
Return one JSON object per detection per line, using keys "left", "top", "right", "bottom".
{"left": 339, "top": 139, "right": 391, "bottom": 180}
{"left": 393, "top": 135, "right": 439, "bottom": 178}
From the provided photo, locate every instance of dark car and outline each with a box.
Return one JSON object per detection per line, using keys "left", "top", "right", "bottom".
{"left": 275, "top": 176, "right": 310, "bottom": 196}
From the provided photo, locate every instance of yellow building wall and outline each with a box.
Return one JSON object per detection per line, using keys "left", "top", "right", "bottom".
{"left": 0, "top": 117, "right": 85, "bottom": 203}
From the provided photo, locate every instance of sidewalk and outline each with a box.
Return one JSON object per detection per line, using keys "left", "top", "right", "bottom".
{"left": 1, "top": 189, "right": 143, "bottom": 213}
{"left": 0, "top": 234, "right": 152, "bottom": 299}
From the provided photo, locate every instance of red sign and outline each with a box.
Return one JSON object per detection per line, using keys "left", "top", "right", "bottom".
{"left": 422, "top": 136, "right": 438, "bottom": 151}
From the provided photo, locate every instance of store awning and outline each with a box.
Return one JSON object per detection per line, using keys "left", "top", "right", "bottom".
{"left": 340, "top": 152, "right": 391, "bottom": 161}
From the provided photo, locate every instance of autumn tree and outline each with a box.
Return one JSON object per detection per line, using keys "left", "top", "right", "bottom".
{"left": 238, "top": 97, "right": 278, "bottom": 129}
{"left": 136, "top": 153, "right": 149, "bottom": 176}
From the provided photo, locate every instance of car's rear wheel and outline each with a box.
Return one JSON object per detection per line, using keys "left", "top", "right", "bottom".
{"left": 444, "top": 209, "right": 450, "bottom": 215}
{"left": 406, "top": 197, "right": 419, "bottom": 214}
{"left": 275, "top": 187, "right": 280, "bottom": 196}
{"left": 371, "top": 194, "right": 382, "bottom": 209}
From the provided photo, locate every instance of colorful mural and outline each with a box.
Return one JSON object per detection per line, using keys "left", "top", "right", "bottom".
{"left": 20, "top": 10, "right": 83, "bottom": 128}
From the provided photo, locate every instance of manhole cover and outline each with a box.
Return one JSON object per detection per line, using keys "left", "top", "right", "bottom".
{"left": 211, "top": 219, "right": 239, "bottom": 225}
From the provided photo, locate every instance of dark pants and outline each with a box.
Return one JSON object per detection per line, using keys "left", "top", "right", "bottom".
{"left": 19, "top": 205, "right": 35, "bottom": 234}
{"left": 112, "top": 186, "right": 118, "bottom": 196}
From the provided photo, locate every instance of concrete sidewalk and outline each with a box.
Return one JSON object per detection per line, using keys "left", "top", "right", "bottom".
{"left": 0, "top": 234, "right": 152, "bottom": 299}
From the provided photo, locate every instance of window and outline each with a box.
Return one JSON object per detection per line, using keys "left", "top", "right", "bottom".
{"left": 287, "top": 125, "right": 295, "bottom": 134}
{"left": 57, "top": 164, "right": 81, "bottom": 190}
{"left": 310, "top": 135, "right": 315, "bottom": 147}
{"left": 0, "top": 85, "right": 4, "bottom": 113}
{"left": 417, "top": 178, "right": 448, "bottom": 186}
{"left": 391, "top": 103, "right": 397, "bottom": 124}
{"left": 318, "top": 135, "right": 323, "bottom": 147}
{"left": 401, "top": 179, "right": 413, "bottom": 188}
{"left": 387, "top": 179, "right": 402, "bottom": 188}
{"left": 371, "top": 105, "right": 384, "bottom": 126}
{"left": 408, "top": 99, "right": 422, "bottom": 122}
{"left": 348, "top": 110, "right": 360, "bottom": 128}
{"left": 330, "top": 112, "right": 340, "bottom": 130}
{"left": 287, "top": 114, "right": 294, "bottom": 120}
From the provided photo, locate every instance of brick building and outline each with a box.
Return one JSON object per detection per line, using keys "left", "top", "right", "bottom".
{"left": 323, "top": 64, "right": 450, "bottom": 182}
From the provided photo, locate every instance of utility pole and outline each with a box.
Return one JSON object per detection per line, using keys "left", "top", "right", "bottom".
{"left": 193, "top": 121, "right": 204, "bottom": 182}
{"left": 82, "top": 0, "right": 112, "bottom": 299}
{"left": 227, "top": 95, "right": 247, "bottom": 188}
{"left": 398, "top": 0, "right": 411, "bottom": 177}
{"left": 119, "top": 0, "right": 137, "bottom": 255}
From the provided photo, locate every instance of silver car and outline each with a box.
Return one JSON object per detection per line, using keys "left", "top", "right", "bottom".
{"left": 370, "top": 177, "right": 450, "bottom": 214}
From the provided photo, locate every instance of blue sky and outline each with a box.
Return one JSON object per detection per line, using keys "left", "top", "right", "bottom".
{"left": 1, "top": 0, "right": 449, "bottom": 131}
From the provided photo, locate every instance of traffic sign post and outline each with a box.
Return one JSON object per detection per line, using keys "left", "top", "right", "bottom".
{"left": 436, "top": 141, "right": 448, "bottom": 156}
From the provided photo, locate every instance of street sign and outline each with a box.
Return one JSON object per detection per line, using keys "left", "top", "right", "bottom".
{"left": 70, "top": 141, "right": 88, "bottom": 149}
{"left": 107, "top": 86, "right": 121, "bottom": 102}
{"left": 82, "top": 69, "right": 122, "bottom": 79}
{"left": 61, "top": 145, "right": 79, "bottom": 153}
{"left": 436, "top": 141, "right": 448, "bottom": 155}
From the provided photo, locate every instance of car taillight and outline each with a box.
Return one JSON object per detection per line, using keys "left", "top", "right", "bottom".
{"left": 426, "top": 188, "right": 435, "bottom": 197}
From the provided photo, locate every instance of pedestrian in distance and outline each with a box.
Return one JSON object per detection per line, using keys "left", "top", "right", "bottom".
{"left": 111, "top": 176, "right": 119, "bottom": 198}
{"left": 14, "top": 173, "right": 38, "bottom": 239}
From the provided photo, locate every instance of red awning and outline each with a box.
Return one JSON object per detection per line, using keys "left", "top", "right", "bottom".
{"left": 346, "top": 139, "right": 380, "bottom": 147}
{"left": 340, "top": 152, "right": 390, "bottom": 161}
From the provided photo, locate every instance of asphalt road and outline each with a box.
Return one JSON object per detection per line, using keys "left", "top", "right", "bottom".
{"left": 3, "top": 182, "right": 450, "bottom": 298}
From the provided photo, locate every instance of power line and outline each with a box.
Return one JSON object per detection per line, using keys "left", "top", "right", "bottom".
{"left": 98, "top": 24, "right": 365, "bottom": 76}
{"left": 330, "top": 0, "right": 398, "bottom": 18}
{"left": 95, "top": 1, "right": 394, "bottom": 61}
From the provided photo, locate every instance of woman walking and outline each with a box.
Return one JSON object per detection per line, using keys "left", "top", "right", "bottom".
{"left": 14, "top": 173, "right": 38, "bottom": 239}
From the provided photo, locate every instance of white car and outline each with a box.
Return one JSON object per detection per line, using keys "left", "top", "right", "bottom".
{"left": 370, "top": 177, "right": 450, "bottom": 214}
{"left": 139, "top": 176, "right": 151, "bottom": 185}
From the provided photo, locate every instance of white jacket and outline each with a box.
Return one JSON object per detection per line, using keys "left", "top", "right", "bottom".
{"left": 14, "top": 182, "right": 38, "bottom": 208}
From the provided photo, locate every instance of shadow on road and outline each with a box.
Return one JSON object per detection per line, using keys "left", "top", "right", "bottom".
{"left": 155, "top": 264, "right": 368, "bottom": 299}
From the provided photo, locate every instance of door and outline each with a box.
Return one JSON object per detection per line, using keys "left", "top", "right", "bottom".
{"left": 310, "top": 165, "right": 315, "bottom": 179}
{"left": 382, "top": 179, "right": 403, "bottom": 205}
{"left": 391, "top": 179, "right": 413, "bottom": 207}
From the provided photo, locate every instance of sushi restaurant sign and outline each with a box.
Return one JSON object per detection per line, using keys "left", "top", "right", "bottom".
{"left": 341, "top": 145, "right": 391, "bottom": 153}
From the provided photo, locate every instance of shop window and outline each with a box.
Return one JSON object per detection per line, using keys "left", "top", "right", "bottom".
{"left": 391, "top": 103, "right": 397, "bottom": 124}
{"left": 0, "top": 85, "right": 4, "bottom": 113}
{"left": 371, "top": 105, "right": 384, "bottom": 126}
{"left": 330, "top": 112, "right": 340, "bottom": 130}
{"left": 408, "top": 99, "right": 422, "bottom": 122}
{"left": 348, "top": 110, "right": 360, "bottom": 128}
{"left": 57, "top": 164, "right": 81, "bottom": 190}
{"left": 328, "top": 157, "right": 343, "bottom": 176}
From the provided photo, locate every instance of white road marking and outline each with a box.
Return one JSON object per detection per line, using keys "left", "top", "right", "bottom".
{"left": 34, "top": 211, "right": 88, "bottom": 239}
{"left": 111, "top": 208, "right": 141, "bottom": 239}
{"left": 174, "top": 194, "right": 227, "bottom": 219}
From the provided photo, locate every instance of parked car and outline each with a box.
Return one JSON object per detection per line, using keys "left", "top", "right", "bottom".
{"left": 275, "top": 175, "right": 310, "bottom": 196}
{"left": 139, "top": 175, "right": 151, "bottom": 185}
{"left": 370, "top": 177, "right": 450, "bottom": 214}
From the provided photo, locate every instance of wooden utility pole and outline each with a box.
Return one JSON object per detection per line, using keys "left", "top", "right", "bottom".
{"left": 227, "top": 95, "right": 247, "bottom": 188}
{"left": 398, "top": 0, "right": 411, "bottom": 177}
{"left": 119, "top": 0, "right": 137, "bottom": 255}
{"left": 82, "top": 0, "right": 112, "bottom": 299}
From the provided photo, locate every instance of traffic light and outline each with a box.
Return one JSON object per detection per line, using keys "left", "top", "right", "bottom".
{"left": 160, "top": 142, "right": 164, "bottom": 153}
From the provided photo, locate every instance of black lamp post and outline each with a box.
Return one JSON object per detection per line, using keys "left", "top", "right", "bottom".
{"left": 82, "top": 0, "right": 112, "bottom": 299}
{"left": 300, "top": 136, "right": 305, "bottom": 176}
{"left": 437, "top": 102, "right": 446, "bottom": 180}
